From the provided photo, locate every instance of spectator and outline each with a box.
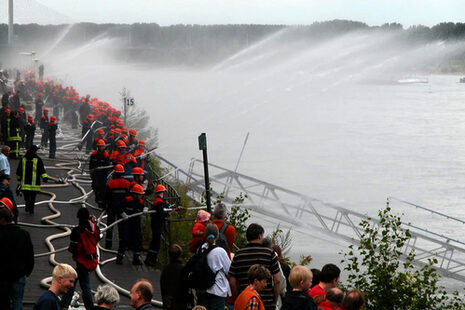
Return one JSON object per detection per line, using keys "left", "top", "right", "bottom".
{"left": 61, "top": 207, "right": 100, "bottom": 310}
{"left": 0, "top": 145, "right": 10, "bottom": 175}
{"left": 0, "top": 174, "right": 18, "bottom": 223}
{"left": 0, "top": 197, "right": 34, "bottom": 310}
{"left": 310, "top": 269, "right": 320, "bottom": 289}
{"left": 129, "top": 280, "right": 155, "bottom": 310}
{"left": 92, "top": 284, "right": 120, "bottom": 309}
{"left": 160, "top": 244, "right": 191, "bottom": 310}
{"left": 234, "top": 264, "right": 271, "bottom": 310}
{"left": 211, "top": 203, "right": 236, "bottom": 257}
{"left": 229, "top": 223, "right": 281, "bottom": 310}
{"left": 308, "top": 264, "right": 340, "bottom": 310}
{"left": 326, "top": 288, "right": 344, "bottom": 309}
{"left": 341, "top": 290, "right": 364, "bottom": 310}
{"left": 272, "top": 244, "right": 291, "bottom": 304}
{"left": 189, "top": 210, "right": 211, "bottom": 253}
{"left": 197, "top": 224, "right": 231, "bottom": 310}
{"left": 34, "top": 264, "right": 77, "bottom": 310}
{"left": 16, "top": 145, "right": 48, "bottom": 214}
{"left": 280, "top": 265, "right": 317, "bottom": 310}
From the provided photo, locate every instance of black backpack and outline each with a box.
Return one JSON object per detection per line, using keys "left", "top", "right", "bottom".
{"left": 216, "top": 224, "right": 229, "bottom": 253}
{"left": 185, "top": 245, "right": 218, "bottom": 290}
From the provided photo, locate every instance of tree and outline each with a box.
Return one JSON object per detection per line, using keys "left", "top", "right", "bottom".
{"left": 341, "top": 206, "right": 465, "bottom": 309}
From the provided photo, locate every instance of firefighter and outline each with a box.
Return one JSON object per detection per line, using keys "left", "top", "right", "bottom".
{"left": 7, "top": 111, "right": 22, "bottom": 159}
{"left": 18, "top": 107, "right": 26, "bottom": 148}
{"left": 133, "top": 140, "right": 149, "bottom": 170}
{"left": 92, "top": 128, "right": 105, "bottom": 150}
{"left": 117, "top": 183, "right": 146, "bottom": 265}
{"left": 0, "top": 108, "right": 10, "bottom": 144}
{"left": 110, "top": 140, "right": 137, "bottom": 177}
{"left": 89, "top": 139, "right": 111, "bottom": 209}
{"left": 102, "top": 164, "right": 130, "bottom": 249}
{"left": 81, "top": 114, "right": 94, "bottom": 153}
{"left": 40, "top": 108, "right": 49, "bottom": 147}
{"left": 16, "top": 145, "right": 48, "bottom": 214}
{"left": 125, "top": 129, "right": 138, "bottom": 151}
{"left": 48, "top": 116, "right": 57, "bottom": 159}
{"left": 34, "top": 93, "right": 44, "bottom": 124}
{"left": 25, "top": 115, "right": 36, "bottom": 150}
{"left": 130, "top": 167, "right": 154, "bottom": 196}
{"left": 145, "top": 184, "right": 171, "bottom": 266}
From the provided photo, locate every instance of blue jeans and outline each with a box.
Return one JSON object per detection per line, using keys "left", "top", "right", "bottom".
{"left": 11, "top": 276, "right": 25, "bottom": 310}
{"left": 61, "top": 263, "right": 94, "bottom": 310}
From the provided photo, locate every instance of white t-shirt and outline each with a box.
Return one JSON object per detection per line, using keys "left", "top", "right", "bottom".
{"left": 206, "top": 245, "right": 231, "bottom": 298}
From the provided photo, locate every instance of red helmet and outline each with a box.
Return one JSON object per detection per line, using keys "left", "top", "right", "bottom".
{"left": 43, "top": 108, "right": 49, "bottom": 113}
{"left": 138, "top": 140, "right": 146, "bottom": 147}
{"left": 130, "top": 184, "right": 145, "bottom": 195}
{"left": 0, "top": 197, "right": 13, "bottom": 212}
{"left": 116, "top": 140, "right": 126, "bottom": 148}
{"left": 123, "top": 127, "right": 128, "bottom": 133}
{"left": 96, "top": 129, "right": 104, "bottom": 135}
{"left": 38, "top": 92, "right": 43, "bottom": 97}
{"left": 129, "top": 129, "right": 137, "bottom": 136}
{"left": 114, "top": 128, "right": 121, "bottom": 134}
{"left": 155, "top": 184, "right": 167, "bottom": 193}
{"left": 27, "top": 115, "right": 33, "bottom": 120}
{"left": 114, "top": 164, "right": 124, "bottom": 173}
{"left": 87, "top": 114, "right": 94, "bottom": 119}
{"left": 50, "top": 116, "right": 57, "bottom": 121}
{"left": 19, "top": 107, "right": 25, "bottom": 113}
{"left": 97, "top": 139, "right": 106, "bottom": 146}
{"left": 5, "top": 109, "right": 10, "bottom": 114}
{"left": 131, "top": 167, "right": 144, "bottom": 175}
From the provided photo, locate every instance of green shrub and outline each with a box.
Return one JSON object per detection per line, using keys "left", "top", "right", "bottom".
{"left": 340, "top": 206, "right": 465, "bottom": 309}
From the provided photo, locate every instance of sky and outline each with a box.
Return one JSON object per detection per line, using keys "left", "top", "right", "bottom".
{"left": 28, "top": 0, "right": 465, "bottom": 27}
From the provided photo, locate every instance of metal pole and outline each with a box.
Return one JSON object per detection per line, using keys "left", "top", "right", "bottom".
{"left": 224, "top": 132, "right": 249, "bottom": 196}
{"left": 198, "top": 133, "right": 211, "bottom": 213}
{"left": 8, "top": 0, "right": 13, "bottom": 46}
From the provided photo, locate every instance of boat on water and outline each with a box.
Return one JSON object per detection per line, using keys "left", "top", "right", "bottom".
{"left": 397, "top": 78, "right": 429, "bottom": 84}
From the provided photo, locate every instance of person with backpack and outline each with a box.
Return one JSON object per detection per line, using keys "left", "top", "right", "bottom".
{"left": 190, "top": 224, "right": 231, "bottom": 310}
{"left": 61, "top": 207, "right": 100, "bottom": 310}
{"left": 211, "top": 203, "right": 236, "bottom": 258}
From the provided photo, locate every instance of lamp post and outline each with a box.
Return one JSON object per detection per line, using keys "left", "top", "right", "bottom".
{"left": 198, "top": 133, "right": 211, "bottom": 213}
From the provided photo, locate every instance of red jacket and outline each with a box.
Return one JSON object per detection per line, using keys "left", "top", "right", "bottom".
{"left": 189, "top": 221, "right": 207, "bottom": 253}
{"left": 212, "top": 219, "right": 236, "bottom": 258}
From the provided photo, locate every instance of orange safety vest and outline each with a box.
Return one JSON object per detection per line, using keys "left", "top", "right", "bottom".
{"left": 234, "top": 285, "right": 265, "bottom": 310}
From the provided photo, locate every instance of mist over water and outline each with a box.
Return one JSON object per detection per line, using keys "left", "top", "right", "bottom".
{"left": 38, "top": 28, "right": 465, "bottom": 273}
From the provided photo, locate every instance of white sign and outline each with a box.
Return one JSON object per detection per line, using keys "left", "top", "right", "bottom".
{"left": 124, "top": 97, "right": 135, "bottom": 106}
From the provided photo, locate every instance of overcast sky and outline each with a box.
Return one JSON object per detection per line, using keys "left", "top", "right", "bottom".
{"left": 31, "top": 0, "right": 465, "bottom": 26}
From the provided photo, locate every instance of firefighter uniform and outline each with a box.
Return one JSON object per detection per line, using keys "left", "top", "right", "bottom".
{"left": 89, "top": 140, "right": 111, "bottom": 209}
{"left": 16, "top": 147, "right": 48, "bottom": 214}
{"left": 102, "top": 165, "right": 130, "bottom": 249}
{"left": 7, "top": 113, "right": 22, "bottom": 159}
{"left": 25, "top": 116, "right": 36, "bottom": 150}
{"left": 40, "top": 110, "right": 49, "bottom": 147}
{"left": 48, "top": 117, "right": 57, "bottom": 159}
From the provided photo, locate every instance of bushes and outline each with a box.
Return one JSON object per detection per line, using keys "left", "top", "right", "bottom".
{"left": 341, "top": 206, "right": 465, "bottom": 309}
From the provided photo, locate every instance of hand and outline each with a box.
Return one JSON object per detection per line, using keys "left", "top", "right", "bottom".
{"left": 121, "top": 212, "right": 129, "bottom": 221}
{"left": 143, "top": 207, "right": 149, "bottom": 215}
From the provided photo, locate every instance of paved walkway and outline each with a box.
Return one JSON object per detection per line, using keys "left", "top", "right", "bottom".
{"left": 13, "top": 128, "right": 162, "bottom": 309}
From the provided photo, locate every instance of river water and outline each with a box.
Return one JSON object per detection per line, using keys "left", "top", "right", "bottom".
{"left": 46, "top": 31, "right": 465, "bottom": 285}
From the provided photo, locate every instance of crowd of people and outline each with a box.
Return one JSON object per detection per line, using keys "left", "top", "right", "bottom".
{"left": 0, "top": 68, "right": 366, "bottom": 310}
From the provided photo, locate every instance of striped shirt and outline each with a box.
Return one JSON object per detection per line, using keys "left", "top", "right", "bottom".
{"left": 229, "top": 243, "right": 280, "bottom": 310}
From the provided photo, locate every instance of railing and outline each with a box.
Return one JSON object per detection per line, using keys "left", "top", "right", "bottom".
{"left": 154, "top": 156, "right": 465, "bottom": 282}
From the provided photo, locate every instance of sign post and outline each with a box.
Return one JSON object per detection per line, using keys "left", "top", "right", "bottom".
{"left": 198, "top": 133, "right": 211, "bottom": 213}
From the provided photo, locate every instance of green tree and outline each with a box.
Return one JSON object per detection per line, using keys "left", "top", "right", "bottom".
{"left": 341, "top": 206, "right": 465, "bottom": 309}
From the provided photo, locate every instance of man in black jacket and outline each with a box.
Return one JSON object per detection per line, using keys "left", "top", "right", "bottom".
{"left": 0, "top": 197, "right": 34, "bottom": 310}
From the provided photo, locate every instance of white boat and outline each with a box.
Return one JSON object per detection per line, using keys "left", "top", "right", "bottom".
{"left": 397, "top": 78, "right": 429, "bottom": 84}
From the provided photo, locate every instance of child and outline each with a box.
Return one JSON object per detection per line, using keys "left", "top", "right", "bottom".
{"left": 280, "top": 266, "right": 317, "bottom": 310}
{"left": 189, "top": 210, "right": 211, "bottom": 253}
{"left": 234, "top": 264, "right": 271, "bottom": 310}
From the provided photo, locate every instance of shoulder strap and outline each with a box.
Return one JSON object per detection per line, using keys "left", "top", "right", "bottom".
{"left": 220, "top": 223, "right": 228, "bottom": 234}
